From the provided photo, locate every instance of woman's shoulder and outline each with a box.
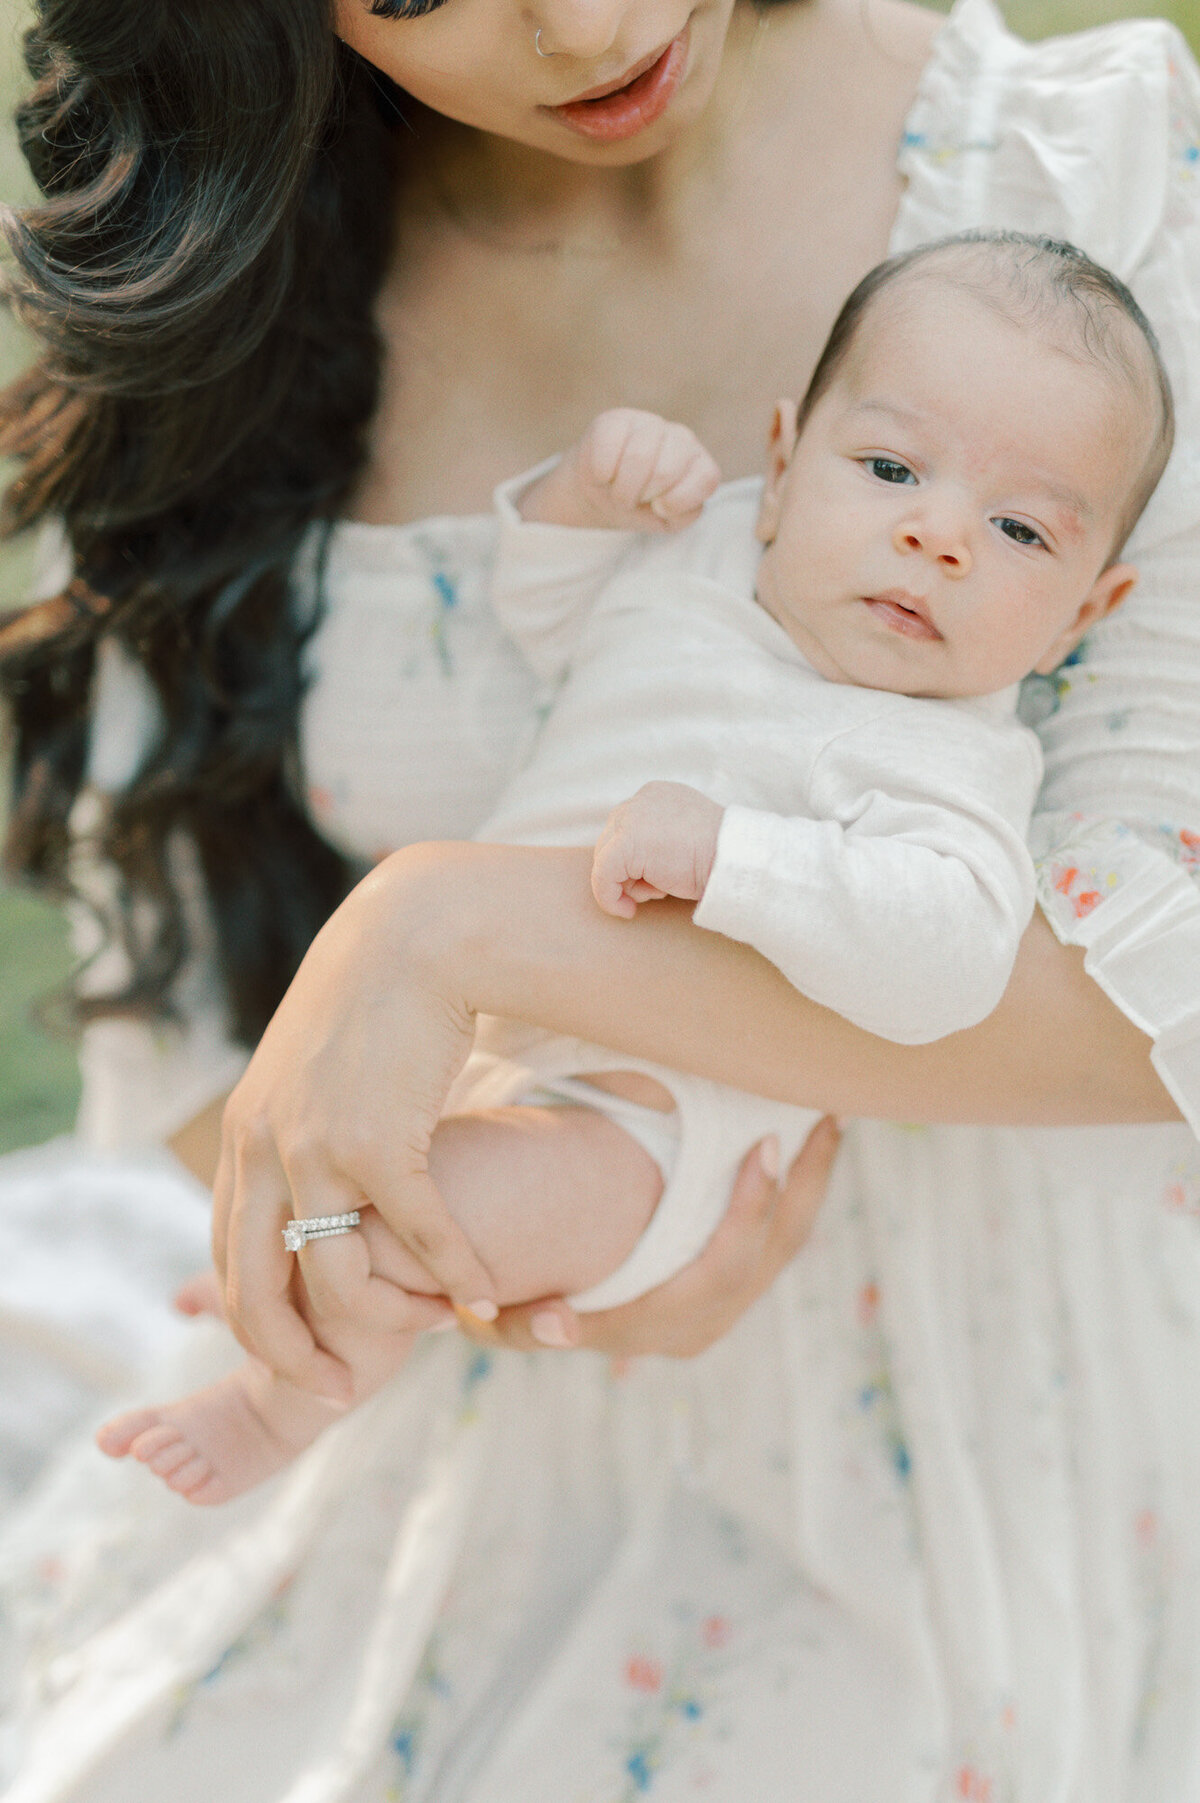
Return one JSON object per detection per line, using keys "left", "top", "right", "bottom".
{"left": 897, "top": 0, "right": 1200, "bottom": 278}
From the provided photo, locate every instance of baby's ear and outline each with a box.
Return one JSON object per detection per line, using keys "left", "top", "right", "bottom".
{"left": 1032, "top": 561, "right": 1138, "bottom": 676}
{"left": 755, "top": 400, "right": 801, "bottom": 545}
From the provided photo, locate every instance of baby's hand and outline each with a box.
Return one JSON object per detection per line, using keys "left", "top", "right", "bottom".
{"left": 520, "top": 409, "right": 721, "bottom": 532}
{"left": 591, "top": 781, "right": 724, "bottom": 918}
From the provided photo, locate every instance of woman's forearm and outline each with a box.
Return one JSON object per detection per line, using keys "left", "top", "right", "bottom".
{"left": 391, "top": 841, "right": 1181, "bottom": 1127}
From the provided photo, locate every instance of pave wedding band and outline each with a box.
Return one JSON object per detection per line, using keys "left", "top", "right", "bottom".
{"left": 282, "top": 1211, "right": 361, "bottom": 1252}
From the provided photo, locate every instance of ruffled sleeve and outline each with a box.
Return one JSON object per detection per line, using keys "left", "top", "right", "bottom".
{"left": 18, "top": 528, "right": 249, "bottom": 1148}
{"left": 897, "top": 0, "right": 1200, "bottom": 1132}
{"left": 67, "top": 638, "right": 250, "bottom": 1152}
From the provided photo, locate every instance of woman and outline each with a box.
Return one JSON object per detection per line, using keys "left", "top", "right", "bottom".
{"left": 1, "top": 0, "right": 1198, "bottom": 1796}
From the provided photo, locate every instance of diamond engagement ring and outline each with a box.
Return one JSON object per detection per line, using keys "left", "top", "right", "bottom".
{"left": 282, "top": 1211, "right": 361, "bottom": 1252}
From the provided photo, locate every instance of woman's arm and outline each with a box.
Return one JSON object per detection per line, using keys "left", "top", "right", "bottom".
{"left": 212, "top": 836, "right": 1177, "bottom": 1394}
{"left": 412, "top": 841, "right": 1177, "bottom": 1126}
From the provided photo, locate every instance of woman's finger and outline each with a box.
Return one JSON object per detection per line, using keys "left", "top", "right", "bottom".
{"left": 299, "top": 1233, "right": 449, "bottom": 1334}
{"left": 223, "top": 1128, "right": 355, "bottom": 1399}
{"left": 455, "top": 1296, "right": 579, "bottom": 1353}
{"left": 764, "top": 1114, "right": 842, "bottom": 1258}
{"left": 353, "top": 1163, "right": 499, "bottom": 1319}
{"left": 209, "top": 1127, "right": 237, "bottom": 1286}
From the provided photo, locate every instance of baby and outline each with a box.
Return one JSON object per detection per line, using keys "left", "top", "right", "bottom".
{"left": 99, "top": 231, "right": 1173, "bottom": 1504}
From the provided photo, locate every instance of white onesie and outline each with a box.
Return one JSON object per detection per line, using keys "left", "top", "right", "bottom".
{"left": 444, "top": 469, "right": 1044, "bottom": 1311}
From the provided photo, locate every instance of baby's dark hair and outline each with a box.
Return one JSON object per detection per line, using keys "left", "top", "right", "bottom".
{"left": 796, "top": 230, "right": 1175, "bottom": 559}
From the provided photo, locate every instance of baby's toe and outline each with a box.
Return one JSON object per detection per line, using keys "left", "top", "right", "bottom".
{"left": 127, "top": 1422, "right": 186, "bottom": 1467}
{"left": 173, "top": 1271, "right": 225, "bottom": 1318}
{"left": 166, "top": 1455, "right": 217, "bottom": 1501}
{"left": 144, "top": 1436, "right": 200, "bottom": 1480}
{"left": 186, "top": 1468, "right": 236, "bottom": 1507}
{"left": 95, "top": 1408, "right": 161, "bottom": 1459}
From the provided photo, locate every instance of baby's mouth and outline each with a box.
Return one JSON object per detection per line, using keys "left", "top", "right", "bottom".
{"left": 861, "top": 591, "right": 943, "bottom": 641}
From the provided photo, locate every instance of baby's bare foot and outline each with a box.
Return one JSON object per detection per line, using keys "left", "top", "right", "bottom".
{"left": 96, "top": 1369, "right": 341, "bottom": 1506}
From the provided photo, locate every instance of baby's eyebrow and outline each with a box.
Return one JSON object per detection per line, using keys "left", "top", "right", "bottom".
{"left": 1021, "top": 472, "right": 1093, "bottom": 531}
{"left": 851, "top": 398, "right": 930, "bottom": 430}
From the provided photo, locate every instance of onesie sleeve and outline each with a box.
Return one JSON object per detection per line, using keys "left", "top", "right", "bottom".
{"left": 897, "top": 0, "right": 1200, "bottom": 1128}
{"left": 692, "top": 706, "right": 1043, "bottom": 1044}
{"left": 490, "top": 461, "right": 640, "bottom": 685}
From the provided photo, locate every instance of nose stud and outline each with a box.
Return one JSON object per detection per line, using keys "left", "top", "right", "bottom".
{"left": 535, "top": 27, "right": 556, "bottom": 55}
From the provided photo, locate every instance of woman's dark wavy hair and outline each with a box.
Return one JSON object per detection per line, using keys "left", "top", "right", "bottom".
{"left": 0, "top": 0, "right": 399, "bottom": 1046}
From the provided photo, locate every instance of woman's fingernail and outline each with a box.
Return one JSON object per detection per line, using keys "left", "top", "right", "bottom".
{"left": 465, "top": 1299, "right": 498, "bottom": 1323}
{"left": 759, "top": 1134, "right": 780, "bottom": 1181}
{"left": 531, "top": 1310, "right": 573, "bottom": 1348}
{"left": 427, "top": 1315, "right": 458, "bottom": 1334}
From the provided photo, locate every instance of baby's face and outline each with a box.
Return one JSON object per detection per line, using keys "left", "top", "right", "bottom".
{"left": 754, "top": 282, "right": 1147, "bottom": 697}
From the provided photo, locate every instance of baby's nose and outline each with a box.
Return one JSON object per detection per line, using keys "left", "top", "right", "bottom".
{"left": 892, "top": 516, "right": 973, "bottom": 578}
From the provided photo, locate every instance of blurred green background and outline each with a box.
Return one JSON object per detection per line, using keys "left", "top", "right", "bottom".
{"left": 1, "top": 0, "right": 1200, "bottom": 1153}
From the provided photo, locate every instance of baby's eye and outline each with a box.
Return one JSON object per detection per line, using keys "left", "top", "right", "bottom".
{"left": 994, "top": 517, "right": 1047, "bottom": 549}
{"left": 864, "top": 457, "right": 916, "bottom": 485}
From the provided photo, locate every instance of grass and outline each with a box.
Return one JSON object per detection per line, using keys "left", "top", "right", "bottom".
{"left": 0, "top": 0, "right": 75, "bottom": 1154}
{"left": 0, "top": 0, "right": 1198, "bottom": 1150}
{"left": 0, "top": 885, "right": 78, "bottom": 1152}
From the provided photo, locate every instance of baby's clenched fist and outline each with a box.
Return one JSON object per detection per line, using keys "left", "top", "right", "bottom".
{"left": 520, "top": 409, "right": 721, "bottom": 533}
{"left": 591, "top": 781, "right": 725, "bottom": 919}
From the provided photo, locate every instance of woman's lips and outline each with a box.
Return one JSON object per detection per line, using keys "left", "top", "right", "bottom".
{"left": 862, "top": 593, "right": 943, "bottom": 640}
{"left": 547, "top": 29, "right": 690, "bottom": 141}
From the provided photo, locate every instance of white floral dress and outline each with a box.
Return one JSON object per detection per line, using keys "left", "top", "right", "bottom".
{"left": 4, "top": 4, "right": 1200, "bottom": 1799}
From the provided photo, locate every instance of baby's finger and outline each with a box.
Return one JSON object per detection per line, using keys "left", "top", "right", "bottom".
{"left": 581, "top": 409, "right": 647, "bottom": 487}
{"left": 590, "top": 839, "right": 636, "bottom": 915}
{"left": 609, "top": 419, "right": 672, "bottom": 512}
{"left": 639, "top": 429, "right": 715, "bottom": 499}
{"left": 647, "top": 452, "right": 722, "bottom": 523}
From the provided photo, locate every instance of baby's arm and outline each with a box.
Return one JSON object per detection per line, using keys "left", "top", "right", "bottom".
{"left": 492, "top": 412, "right": 721, "bottom": 686}
{"left": 592, "top": 709, "right": 1044, "bottom": 1044}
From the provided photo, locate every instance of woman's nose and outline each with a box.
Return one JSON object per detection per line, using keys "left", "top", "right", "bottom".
{"left": 529, "top": 0, "right": 640, "bottom": 62}
{"left": 892, "top": 510, "right": 973, "bottom": 578}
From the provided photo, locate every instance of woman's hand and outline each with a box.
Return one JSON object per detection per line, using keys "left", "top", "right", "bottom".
{"left": 459, "top": 1116, "right": 842, "bottom": 1359}
{"left": 212, "top": 849, "right": 494, "bottom": 1400}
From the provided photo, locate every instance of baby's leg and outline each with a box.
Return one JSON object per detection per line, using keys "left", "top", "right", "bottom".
{"left": 422, "top": 1093, "right": 668, "bottom": 1301}
{"left": 96, "top": 1312, "right": 421, "bottom": 1507}
{"left": 98, "top": 1097, "right": 665, "bottom": 1504}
